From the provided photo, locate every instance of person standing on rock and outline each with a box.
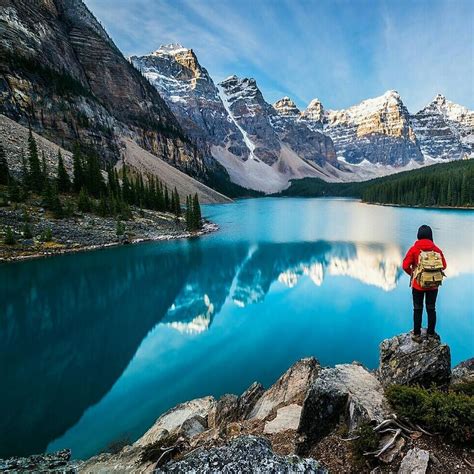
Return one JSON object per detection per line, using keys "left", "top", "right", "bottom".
{"left": 402, "top": 225, "right": 447, "bottom": 343}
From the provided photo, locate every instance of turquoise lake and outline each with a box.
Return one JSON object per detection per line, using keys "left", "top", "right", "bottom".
{"left": 1, "top": 198, "right": 473, "bottom": 459}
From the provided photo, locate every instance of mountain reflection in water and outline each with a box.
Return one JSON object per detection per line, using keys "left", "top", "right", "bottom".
{"left": 1, "top": 198, "right": 472, "bottom": 460}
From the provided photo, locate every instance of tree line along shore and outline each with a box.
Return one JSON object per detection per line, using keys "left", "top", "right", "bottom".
{"left": 0, "top": 129, "right": 212, "bottom": 261}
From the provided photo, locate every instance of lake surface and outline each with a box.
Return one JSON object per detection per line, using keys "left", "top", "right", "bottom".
{"left": 1, "top": 198, "right": 473, "bottom": 459}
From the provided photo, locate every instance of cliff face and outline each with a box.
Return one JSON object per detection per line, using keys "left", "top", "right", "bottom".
{"left": 132, "top": 47, "right": 339, "bottom": 193}
{"left": 308, "top": 91, "right": 424, "bottom": 166}
{"left": 412, "top": 94, "right": 474, "bottom": 160}
{"left": 0, "top": 0, "right": 206, "bottom": 177}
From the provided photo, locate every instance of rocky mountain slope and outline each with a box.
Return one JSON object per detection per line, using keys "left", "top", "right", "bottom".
{"left": 0, "top": 0, "right": 222, "bottom": 184}
{"left": 2, "top": 3, "right": 472, "bottom": 195}
{"left": 412, "top": 94, "right": 474, "bottom": 160}
{"left": 317, "top": 90, "right": 423, "bottom": 166}
{"left": 133, "top": 44, "right": 473, "bottom": 193}
{"left": 132, "top": 46, "right": 341, "bottom": 193}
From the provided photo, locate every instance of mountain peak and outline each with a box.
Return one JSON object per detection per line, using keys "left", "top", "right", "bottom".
{"left": 273, "top": 97, "right": 300, "bottom": 116}
{"left": 153, "top": 43, "right": 189, "bottom": 56}
{"left": 302, "top": 98, "right": 325, "bottom": 122}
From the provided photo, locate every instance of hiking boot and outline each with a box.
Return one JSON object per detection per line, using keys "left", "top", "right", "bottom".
{"left": 411, "top": 334, "right": 422, "bottom": 343}
{"left": 427, "top": 332, "right": 440, "bottom": 341}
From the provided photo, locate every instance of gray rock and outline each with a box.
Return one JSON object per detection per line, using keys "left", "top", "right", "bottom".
{"left": 0, "top": 449, "right": 76, "bottom": 473}
{"left": 157, "top": 435, "right": 327, "bottom": 473}
{"left": 398, "top": 447, "right": 430, "bottom": 474}
{"left": 248, "top": 357, "right": 320, "bottom": 420}
{"left": 378, "top": 331, "right": 451, "bottom": 388}
{"left": 180, "top": 415, "right": 208, "bottom": 438}
{"left": 208, "top": 394, "right": 239, "bottom": 429}
{"left": 264, "top": 404, "right": 302, "bottom": 434}
{"left": 451, "top": 357, "right": 474, "bottom": 385}
{"left": 237, "top": 381, "right": 264, "bottom": 419}
{"left": 297, "top": 363, "right": 389, "bottom": 454}
{"left": 135, "top": 396, "right": 215, "bottom": 447}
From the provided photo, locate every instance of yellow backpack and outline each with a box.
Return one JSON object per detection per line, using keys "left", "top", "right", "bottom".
{"left": 413, "top": 251, "right": 445, "bottom": 288}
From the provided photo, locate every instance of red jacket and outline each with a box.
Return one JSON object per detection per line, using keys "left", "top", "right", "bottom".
{"left": 402, "top": 239, "right": 447, "bottom": 291}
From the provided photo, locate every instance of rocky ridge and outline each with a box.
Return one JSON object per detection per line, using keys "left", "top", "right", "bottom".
{"left": 0, "top": 0, "right": 215, "bottom": 182}
{"left": 411, "top": 94, "right": 474, "bottom": 160}
{"left": 6, "top": 332, "right": 467, "bottom": 473}
{"left": 132, "top": 44, "right": 474, "bottom": 193}
{"left": 132, "top": 47, "right": 340, "bottom": 193}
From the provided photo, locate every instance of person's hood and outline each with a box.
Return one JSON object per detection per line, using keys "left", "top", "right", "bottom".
{"left": 414, "top": 239, "right": 436, "bottom": 250}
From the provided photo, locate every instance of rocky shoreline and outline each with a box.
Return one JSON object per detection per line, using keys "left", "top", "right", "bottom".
{"left": 0, "top": 206, "right": 218, "bottom": 263}
{"left": 1, "top": 331, "right": 472, "bottom": 473}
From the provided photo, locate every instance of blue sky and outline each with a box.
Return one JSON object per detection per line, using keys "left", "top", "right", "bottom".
{"left": 84, "top": 0, "right": 473, "bottom": 112}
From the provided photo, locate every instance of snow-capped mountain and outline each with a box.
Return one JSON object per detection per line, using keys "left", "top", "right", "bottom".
{"left": 132, "top": 44, "right": 473, "bottom": 193}
{"left": 411, "top": 94, "right": 474, "bottom": 160}
{"left": 132, "top": 46, "right": 341, "bottom": 193}
{"left": 303, "top": 91, "right": 424, "bottom": 166}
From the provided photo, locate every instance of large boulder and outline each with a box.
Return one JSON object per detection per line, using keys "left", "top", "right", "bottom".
{"left": 157, "top": 435, "right": 327, "bottom": 473}
{"left": 208, "top": 394, "right": 239, "bottom": 430}
{"left": 248, "top": 357, "right": 320, "bottom": 420}
{"left": 237, "top": 382, "right": 265, "bottom": 419}
{"left": 135, "top": 396, "right": 214, "bottom": 447}
{"left": 451, "top": 358, "right": 474, "bottom": 386}
{"left": 297, "top": 363, "right": 390, "bottom": 454}
{"left": 378, "top": 331, "right": 451, "bottom": 388}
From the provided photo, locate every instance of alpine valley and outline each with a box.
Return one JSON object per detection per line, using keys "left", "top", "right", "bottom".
{"left": 0, "top": 0, "right": 472, "bottom": 196}
{"left": 130, "top": 44, "right": 474, "bottom": 193}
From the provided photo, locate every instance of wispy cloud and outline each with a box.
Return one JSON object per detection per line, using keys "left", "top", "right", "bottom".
{"left": 84, "top": 0, "right": 473, "bottom": 112}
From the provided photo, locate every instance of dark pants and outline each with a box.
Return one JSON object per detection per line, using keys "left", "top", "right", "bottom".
{"left": 412, "top": 288, "right": 438, "bottom": 335}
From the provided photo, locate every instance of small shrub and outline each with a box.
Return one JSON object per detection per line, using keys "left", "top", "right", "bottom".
{"left": 139, "top": 433, "right": 180, "bottom": 465}
{"left": 4, "top": 227, "right": 16, "bottom": 245}
{"left": 116, "top": 220, "right": 125, "bottom": 237}
{"left": 351, "top": 422, "right": 379, "bottom": 466}
{"left": 22, "top": 209, "right": 31, "bottom": 223}
{"left": 451, "top": 381, "right": 474, "bottom": 397}
{"left": 22, "top": 223, "right": 33, "bottom": 239}
{"left": 40, "top": 228, "right": 53, "bottom": 242}
{"left": 386, "top": 384, "right": 474, "bottom": 444}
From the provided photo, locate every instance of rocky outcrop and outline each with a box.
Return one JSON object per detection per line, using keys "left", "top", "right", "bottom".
{"left": 0, "top": 449, "right": 77, "bottom": 473}
{"left": 318, "top": 91, "right": 423, "bottom": 166}
{"left": 130, "top": 45, "right": 247, "bottom": 159}
{"left": 157, "top": 436, "right": 327, "bottom": 473}
{"left": 378, "top": 331, "right": 451, "bottom": 388}
{"left": 451, "top": 358, "right": 474, "bottom": 386}
{"left": 132, "top": 48, "right": 339, "bottom": 193}
{"left": 248, "top": 357, "right": 320, "bottom": 420}
{"left": 297, "top": 363, "right": 390, "bottom": 453}
{"left": 412, "top": 94, "right": 474, "bottom": 160}
{"left": 135, "top": 396, "right": 215, "bottom": 447}
{"left": 398, "top": 447, "right": 430, "bottom": 474}
{"left": 0, "top": 1, "right": 208, "bottom": 179}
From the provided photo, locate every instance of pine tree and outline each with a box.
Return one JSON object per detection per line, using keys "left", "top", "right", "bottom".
{"left": 57, "top": 149, "right": 71, "bottom": 193}
{"left": 4, "top": 227, "right": 16, "bottom": 245}
{"left": 185, "top": 195, "right": 193, "bottom": 230}
{"left": 192, "top": 193, "right": 202, "bottom": 230}
{"left": 22, "top": 222, "right": 33, "bottom": 239}
{"left": 8, "top": 179, "right": 21, "bottom": 202}
{"left": 77, "top": 188, "right": 92, "bottom": 213}
{"left": 164, "top": 185, "right": 170, "bottom": 212}
{"left": 73, "top": 149, "right": 84, "bottom": 193}
{"left": 0, "top": 144, "right": 9, "bottom": 185}
{"left": 173, "top": 188, "right": 181, "bottom": 216}
{"left": 28, "top": 129, "right": 43, "bottom": 192}
{"left": 84, "top": 152, "right": 104, "bottom": 198}
{"left": 122, "top": 165, "right": 132, "bottom": 204}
